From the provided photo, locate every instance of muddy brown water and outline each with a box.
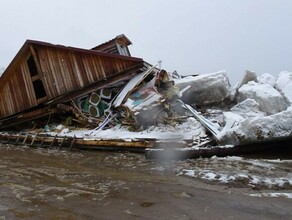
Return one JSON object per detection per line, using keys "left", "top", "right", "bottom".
{"left": 0, "top": 144, "right": 291, "bottom": 219}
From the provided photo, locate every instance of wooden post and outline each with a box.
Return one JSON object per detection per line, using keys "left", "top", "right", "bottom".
{"left": 22, "top": 134, "right": 29, "bottom": 145}
{"left": 69, "top": 136, "right": 76, "bottom": 150}
{"left": 49, "top": 135, "right": 57, "bottom": 148}
{"left": 30, "top": 133, "right": 38, "bottom": 146}
{"left": 39, "top": 136, "right": 46, "bottom": 148}
{"left": 59, "top": 136, "right": 67, "bottom": 148}
{"left": 14, "top": 132, "right": 22, "bottom": 144}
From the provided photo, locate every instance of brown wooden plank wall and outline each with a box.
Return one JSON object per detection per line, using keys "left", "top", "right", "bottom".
{"left": 94, "top": 44, "right": 119, "bottom": 55}
{"left": 0, "top": 41, "right": 143, "bottom": 119}
{"left": 0, "top": 54, "right": 37, "bottom": 118}
{"left": 36, "top": 46, "right": 140, "bottom": 99}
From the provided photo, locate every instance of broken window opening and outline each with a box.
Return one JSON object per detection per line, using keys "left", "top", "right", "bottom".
{"left": 27, "top": 55, "right": 38, "bottom": 77}
{"left": 33, "top": 79, "right": 47, "bottom": 99}
{"left": 117, "top": 43, "right": 129, "bottom": 56}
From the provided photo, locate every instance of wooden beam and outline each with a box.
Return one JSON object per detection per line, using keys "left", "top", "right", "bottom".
{"left": 0, "top": 132, "right": 155, "bottom": 150}
{"left": 0, "top": 107, "right": 58, "bottom": 130}
{"left": 46, "top": 63, "right": 145, "bottom": 105}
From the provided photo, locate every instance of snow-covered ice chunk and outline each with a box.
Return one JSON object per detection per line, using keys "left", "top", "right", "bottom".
{"left": 238, "top": 70, "right": 258, "bottom": 88}
{"left": 231, "top": 98, "right": 266, "bottom": 119}
{"left": 257, "top": 73, "right": 276, "bottom": 87}
{"left": 221, "top": 112, "right": 244, "bottom": 131}
{"left": 237, "top": 81, "right": 288, "bottom": 115}
{"left": 276, "top": 71, "right": 292, "bottom": 104}
{"left": 175, "top": 70, "right": 231, "bottom": 105}
{"left": 219, "top": 109, "right": 292, "bottom": 145}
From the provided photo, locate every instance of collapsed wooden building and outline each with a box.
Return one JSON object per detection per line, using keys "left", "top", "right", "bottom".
{"left": 1, "top": 33, "right": 215, "bottom": 155}
{"left": 0, "top": 35, "right": 148, "bottom": 130}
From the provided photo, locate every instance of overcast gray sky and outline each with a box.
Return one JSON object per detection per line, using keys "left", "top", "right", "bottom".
{"left": 1, "top": 0, "right": 292, "bottom": 84}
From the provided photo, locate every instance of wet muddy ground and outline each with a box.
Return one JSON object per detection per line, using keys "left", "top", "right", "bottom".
{"left": 0, "top": 144, "right": 291, "bottom": 219}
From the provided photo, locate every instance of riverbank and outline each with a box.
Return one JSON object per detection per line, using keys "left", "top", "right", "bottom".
{"left": 1, "top": 144, "right": 291, "bottom": 219}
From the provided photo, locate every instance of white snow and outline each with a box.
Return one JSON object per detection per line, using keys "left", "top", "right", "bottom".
{"left": 180, "top": 168, "right": 292, "bottom": 188}
{"left": 218, "top": 71, "right": 292, "bottom": 144}
{"left": 276, "top": 71, "right": 292, "bottom": 104}
{"left": 46, "top": 117, "right": 206, "bottom": 141}
{"left": 201, "top": 171, "right": 217, "bottom": 181}
{"left": 222, "top": 112, "right": 244, "bottom": 128}
{"left": 237, "top": 81, "right": 288, "bottom": 115}
{"left": 238, "top": 70, "right": 258, "bottom": 88}
{"left": 249, "top": 193, "right": 292, "bottom": 199}
{"left": 230, "top": 98, "right": 266, "bottom": 119}
{"left": 175, "top": 70, "right": 231, "bottom": 105}
{"left": 219, "top": 108, "right": 292, "bottom": 145}
{"left": 257, "top": 73, "right": 277, "bottom": 87}
{"left": 178, "top": 156, "right": 292, "bottom": 189}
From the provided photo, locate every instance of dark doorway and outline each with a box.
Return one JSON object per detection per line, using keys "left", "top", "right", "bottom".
{"left": 27, "top": 55, "right": 38, "bottom": 77}
{"left": 33, "top": 79, "right": 47, "bottom": 99}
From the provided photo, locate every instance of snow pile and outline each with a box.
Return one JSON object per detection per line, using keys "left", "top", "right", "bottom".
{"left": 40, "top": 70, "right": 292, "bottom": 147}
{"left": 230, "top": 98, "right": 266, "bottom": 119}
{"left": 49, "top": 117, "right": 207, "bottom": 141}
{"left": 237, "top": 81, "right": 288, "bottom": 115}
{"left": 238, "top": 70, "right": 258, "bottom": 87}
{"left": 220, "top": 109, "right": 292, "bottom": 145}
{"left": 217, "top": 71, "right": 292, "bottom": 145}
{"left": 276, "top": 71, "right": 292, "bottom": 104}
{"left": 249, "top": 193, "right": 292, "bottom": 199}
{"left": 177, "top": 156, "right": 292, "bottom": 189}
{"left": 179, "top": 169, "right": 291, "bottom": 189}
{"left": 257, "top": 73, "right": 276, "bottom": 87}
{"left": 175, "top": 70, "right": 231, "bottom": 105}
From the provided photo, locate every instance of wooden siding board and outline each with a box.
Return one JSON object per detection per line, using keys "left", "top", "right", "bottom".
{"left": 4, "top": 83, "right": 13, "bottom": 115}
{"left": 74, "top": 53, "right": 92, "bottom": 86}
{"left": 82, "top": 57, "right": 94, "bottom": 83}
{"left": 46, "top": 48, "right": 62, "bottom": 95}
{"left": 97, "top": 57, "right": 106, "bottom": 79}
{"left": 88, "top": 55, "right": 97, "bottom": 83}
{"left": 83, "top": 55, "right": 95, "bottom": 85}
{"left": 76, "top": 55, "right": 93, "bottom": 86}
{"left": 38, "top": 48, "right": 55, "bottom": 98}
{"left": 57, "top": 50, "right": 73, "bottom": 92}
{"left": 17, "top": 66, "right": 29, "bottom": 110}
{"left": 8, "top": 80, "right": 18, "bottom": 113}
{"left": 90, "top": 56, "right": 101, "bottom": 81}
{"left": 20, "top": 62, "right": 37, "bottom": 107}
{"left": 43, "top": 48, "right": 57, "bottom": 97}
{"left": 102, "top": 57, "right": 112, "bottom": 78}
{"left": 51, "top": 49, "right": 66, "bottom": 94}
{"left": 67, "top": 52, "right": 80, "bottom": 91}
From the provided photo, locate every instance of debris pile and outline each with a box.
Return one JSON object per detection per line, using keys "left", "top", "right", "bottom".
{"left": 0, "top": 36, "right": 291, "bottom": 156}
